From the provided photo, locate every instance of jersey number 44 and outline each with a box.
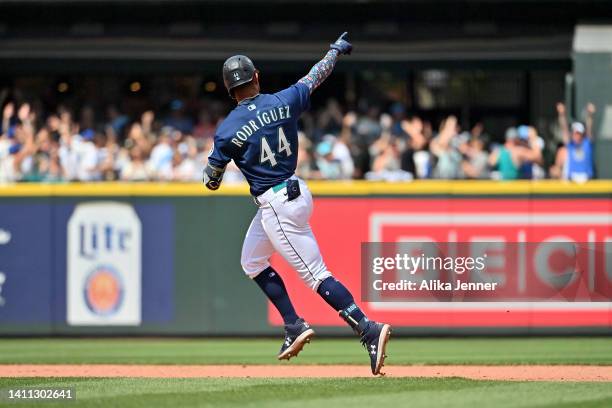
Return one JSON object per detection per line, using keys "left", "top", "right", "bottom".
{"left": 260, "top": 127, "right": 292, "bottom": 167}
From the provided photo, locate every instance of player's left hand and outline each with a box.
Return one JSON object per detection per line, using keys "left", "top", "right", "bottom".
{"left": 330, "top": 32, "right": 352, "bottom": 55}
{"left": 203, "top": 163, "right": 225, "bottom": 190}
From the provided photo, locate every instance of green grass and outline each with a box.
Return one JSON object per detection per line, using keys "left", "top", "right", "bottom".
{"left": 0, "top": 337, "right": 611, "bottom": 365}
{"left": 0, "top": 377, "right": 611, "bottom": 408}
{"left": 1, "top": 338, "right": 611, "bottom": 408}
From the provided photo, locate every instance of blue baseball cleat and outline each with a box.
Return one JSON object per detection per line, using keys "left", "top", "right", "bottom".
{"left": 360, "top": 322, "right": 392, "bottom": 375}
{"left": 277, "top": 318, "right": 315, "bottom": 360}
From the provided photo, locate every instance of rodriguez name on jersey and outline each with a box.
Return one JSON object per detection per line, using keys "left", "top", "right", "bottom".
{"left": 231, "top": 105, "right": 292, "bottom": 148}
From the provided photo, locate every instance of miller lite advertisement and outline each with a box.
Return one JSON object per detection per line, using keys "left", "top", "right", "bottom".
{"left": 67, "top": 202, "right": 142, "bottom": 326}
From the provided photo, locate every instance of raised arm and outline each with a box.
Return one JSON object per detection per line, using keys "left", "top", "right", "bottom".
{"left": 556, "top": 102, "right": 570, "bottom": 145}
{"left": 298, "top": 32, "right": 352, "bottom": 94}
{"left": 585, "top": 102, "right": 596, "bottom": 139}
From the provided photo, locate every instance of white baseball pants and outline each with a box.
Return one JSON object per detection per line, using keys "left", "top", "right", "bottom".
{"left": 240, "top": 177, "right": 332, "bottom": 290}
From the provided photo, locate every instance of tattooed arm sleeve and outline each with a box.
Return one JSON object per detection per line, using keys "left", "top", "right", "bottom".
{"left": 298, "top": 49, "right": 340, "bottom": 94}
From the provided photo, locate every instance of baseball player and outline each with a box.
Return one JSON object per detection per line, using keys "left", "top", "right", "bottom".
{"left": 203, "top": 33, "right": 391, "bottom": 375}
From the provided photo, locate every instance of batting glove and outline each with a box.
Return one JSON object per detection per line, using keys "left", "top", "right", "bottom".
{"left": 330, "top": 32, "right": 352, "bottom": 55}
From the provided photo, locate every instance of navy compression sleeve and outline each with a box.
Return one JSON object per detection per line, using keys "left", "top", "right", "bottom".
{"left": 298, "top": 49, "right": 340, "bottom": 94}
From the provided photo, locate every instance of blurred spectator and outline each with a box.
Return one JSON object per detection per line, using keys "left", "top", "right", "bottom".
{"left": 389, "top": 103, "right": 407, "bottom": 138}
{"left": 489, "top": 128, "right": 519, "bottom": 180}
{"left": 334, "top": 126, "right": 354, "bottom": 179}
{"left": 489, "top": 126, "right": 542, "bottom": 180}
{"left": 0, "top": 88, "right": 602, "bottom": 183}
{"left": 193, "top": 109, "right": 217, "bottom": 140}
{"left": 295, "top": 132, "right": 318, "bottom": 179}
{"left": 461, "top": 136, "right": 489, "bottom": 179}
{"left": 123, "top": 123, "right": 146, "bottom": 157}
{"left": 148, "top": 127, "right": 174, "bottom": 180}
{"left": 106, "top": 105, "right": 129, "bottom": 137}
{"left": 172, "top": 138, "right": 202, "bottom": 181}
{"left": 430, "top": 116, "right": 466, "bottom": 179}
{"left": 554, "top": 102, "right": 595, "bottom": 182}
{"left": 366, "top": 114, "right": 412, "bottom": 181}
{"left": 315, "top": 139, "right": 343, "bottom": 179}
{"left": 350, "top": 105, "right": 382, "bottom": 177}
{"left": 316, "top": 99, "right": 344, "bottom": 140}
{"left": 120, "top": 146, "right": 150, "bottom": 181}
{"left": 515, "top": 125, "right": 544, "bottom": 180}
{"left": 399, "top": 114, "right": 428, "bottom": 178}
{"left": 1, "top": 102, "right": 14, "bottom": 136}
{"left": 314, "top": 134, "right": 353, "bottom": 180}
{"left": 96, "top": 132, "right": 119, "bottom": 181}
{"left": 77, "top": 129, "right": 101, "bottom": 181}
{"left": 163, "top": 100, "right": 193, "bottom": 134}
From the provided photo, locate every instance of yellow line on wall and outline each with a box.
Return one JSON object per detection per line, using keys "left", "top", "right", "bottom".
{"left": 0, "top": 180, "right": 610, "bottom": 197}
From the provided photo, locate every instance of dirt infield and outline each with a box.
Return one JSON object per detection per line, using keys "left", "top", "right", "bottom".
{"left": 1, "top": 365, "right": 611, "bottom": 381}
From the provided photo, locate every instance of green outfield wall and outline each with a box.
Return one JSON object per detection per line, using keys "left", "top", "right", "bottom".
{"left": 0, "top": 180, "right": 610, "bottom": 336}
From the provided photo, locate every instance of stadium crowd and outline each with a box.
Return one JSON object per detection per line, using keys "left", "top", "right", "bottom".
{"left": 0, "top": 95, "right": 597, "bottom": 183}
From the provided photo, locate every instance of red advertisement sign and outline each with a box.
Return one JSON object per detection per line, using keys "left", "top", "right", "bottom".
{"left": 269, "top": 198, "right": 612, "bottom": 328}
{"left": 360, "top": 242, "right": 612, "bottom": 303}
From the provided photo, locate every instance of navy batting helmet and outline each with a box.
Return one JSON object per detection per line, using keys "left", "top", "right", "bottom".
{"left": 222, "top": 55, "right": 256, "bottom": 96}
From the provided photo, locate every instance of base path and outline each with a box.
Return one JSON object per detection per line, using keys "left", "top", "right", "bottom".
{"left": 1, "top": 365, "right": 611, "bottom": 382}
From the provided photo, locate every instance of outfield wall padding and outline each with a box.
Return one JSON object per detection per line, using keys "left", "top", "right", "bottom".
{"left": 0, "top": 181, "right": 610, "bottom": 335}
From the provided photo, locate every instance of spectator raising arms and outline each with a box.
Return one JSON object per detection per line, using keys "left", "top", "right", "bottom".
{"left": 488, "top": 126, "right": 542, "bottom": 180}
{"left": 0, "top": 91, "right": 601, "bottom": 183}
{"left": 553, "top": 102, "right": 596, "bottom": 182}
{"left": 430, "top": 115, "right": 464, "bottom": 179}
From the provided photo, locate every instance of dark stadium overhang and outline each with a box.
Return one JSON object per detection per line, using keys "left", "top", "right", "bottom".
{"left": 0, "top": 35, "right": 571, "bottom": 74}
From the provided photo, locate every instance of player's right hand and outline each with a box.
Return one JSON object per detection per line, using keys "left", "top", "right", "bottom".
{"left": 330, "top": 32, "right": 352, "bottom": 55}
